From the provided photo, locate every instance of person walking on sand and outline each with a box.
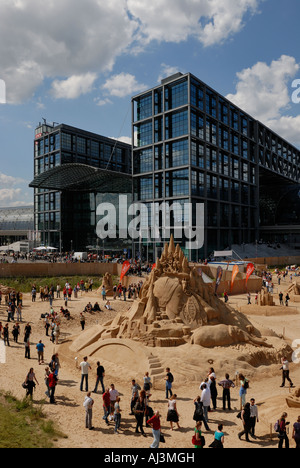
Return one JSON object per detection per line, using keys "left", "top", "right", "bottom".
{"left": 280, "top": 357, "right": 294, "bottom": 388}
{"left": 93, "top": 361, "right": 105, "bottom": 394}
{"left": 292, "top": 416, "right": 300, "bottom": 448}
{"left": 83, "top": 392, "right": 94, "bottom": 430}
{"left": 167, "top": 394, "right": 180, "bottom": 431}
{"left": 134, "top": 395, "right": 147, "bottom": 436}
{"left": 25, "top": 368, "right": 39, "bottom": 400}
{"left": 114, "top": 396, "right": 122, "bottom": 434}
{"left": 3, "top": 323, "right": 10, "bottom": 347}
{"left": 165, "top": 367, "right": 174, "bottom": 399}
{"left": 36, "top": 340, "right": 45, "bottom": 364}
{"left": 239, "top": 374, "right": 249, "bottom": 410}
{"left": 103, "top": 388, "right": 111, "bottom": 426}
{"left": 147, "top": 411, "right": 161, "bottom": 449}
{"left": 193, "top": 421, "right": 203, "bottom": 448}
{"left": 238, "top": 403, "right": 252, "bottom": 443}
{"left": 80, "top": 357, "right": 91, "bottom": 392}
{"left": 48, "top": 369, "right": 58, "bottom": 404}
{"left": 200, "top": 384, "right": 211, "bottom": 431}
{"left": 250, "top": 398, "right": 259, "bottom": 439}
{"left": 277, "top": 413, "right": 290, "bottom": 449}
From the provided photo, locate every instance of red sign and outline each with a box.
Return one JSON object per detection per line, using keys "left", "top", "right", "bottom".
{"left": 120, "top": 261, "right": 131, "bottom": 281}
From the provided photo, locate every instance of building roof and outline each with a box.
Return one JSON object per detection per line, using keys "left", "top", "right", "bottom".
{"left": 29, "top": 163, "right": 132, "bottom": 193}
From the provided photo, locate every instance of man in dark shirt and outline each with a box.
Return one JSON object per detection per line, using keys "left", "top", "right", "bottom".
{"left": 93, "top": 361, "right": 105, "bottom": 394}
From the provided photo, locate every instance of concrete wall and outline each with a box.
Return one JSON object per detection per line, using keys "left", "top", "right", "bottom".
{"left": 0, "top": 262, "right": 119, "bottom": 278}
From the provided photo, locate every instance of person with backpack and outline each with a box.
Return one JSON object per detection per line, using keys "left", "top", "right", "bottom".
{"left": 276, "top": 413, "right": 290, "bottom": 449}
{"left": 165, "top": 368, "right": 174, "bottom": 399}
{"left": 238, "top": 403, "right": 252, "bottom": 442}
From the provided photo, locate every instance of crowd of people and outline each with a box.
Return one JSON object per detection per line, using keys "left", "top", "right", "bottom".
{"left": 0, "top": 266, "right": 300, "bottom": 450}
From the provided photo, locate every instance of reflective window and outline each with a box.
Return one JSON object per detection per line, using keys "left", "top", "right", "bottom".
{"left": 165, "top": 79, "right": 188, "bottom": 111}
{"left": 165, "top": 169, "right": 189, "bottom": 197}
{"left": 165, "top": 139, "right": 189, "bottom": 168}
{"left": 165, "top": 110, "right": 188, "bottom": 139}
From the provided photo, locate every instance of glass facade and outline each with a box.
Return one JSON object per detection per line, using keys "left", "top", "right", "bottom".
{"left": 132, "top": 72, "right": 300, "bottom": 260}
{"left": 33, "top": 123, "right": 132, "bottom": 251}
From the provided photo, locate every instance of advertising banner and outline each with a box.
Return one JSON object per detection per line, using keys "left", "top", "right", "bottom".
{"left": 120, "top": 261, "right": 131, "bottom": 281}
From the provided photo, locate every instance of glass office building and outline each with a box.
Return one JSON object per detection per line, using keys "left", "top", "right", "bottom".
{"left": 132, "top": 72, "right": 300, "bottom": 260}
{"left": 31, "top": 123, "right": 132, "bottom": 252}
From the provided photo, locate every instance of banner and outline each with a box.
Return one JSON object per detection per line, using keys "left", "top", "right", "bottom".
{"left": 215, "top": 266, "right": 223, "bottom": 293}
{"left": 120, "top": 261, "right": 131, "bottom": 281}
{"left": 230, "top": 265, "right": 239, "bottom": 292}
{"left": 245, "top": 263, "right": 255, "bottom": 286}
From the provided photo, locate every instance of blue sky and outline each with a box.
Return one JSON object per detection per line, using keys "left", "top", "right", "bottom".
{"left": 0, "top": 0, "right": 300, "bottom": 207}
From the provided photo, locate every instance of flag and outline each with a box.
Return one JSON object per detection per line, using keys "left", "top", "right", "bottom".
{"left": 215, "top": 266, "right": 223, "bottom": 293}
{"left": 230, "top": 265, "right": 239, "bottom": 292}
{"left": 246, "top": 263, "right": 255, "bottom": 286}
{"left": 120, "top": 261, "right": 131, "bottom": 281}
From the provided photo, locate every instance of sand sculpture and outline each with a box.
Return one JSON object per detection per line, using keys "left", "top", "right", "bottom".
{"left": 286, "top": 387, "right": 300, "bottom": 408}
{"left": 97, "top": 272, "right": 114, "bottom": 297}
{"left": 96, "top": 237, "right": 278, "bottom": 350}
{"left": 258, "top": 289, "right": 275, "bottom": 307}
{"left": 287, "top": 282, "right": 300, "bottom": 296}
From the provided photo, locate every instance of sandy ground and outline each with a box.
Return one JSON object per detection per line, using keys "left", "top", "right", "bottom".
{"left": 0, "top": 279, "right": 300, "bottom": 450}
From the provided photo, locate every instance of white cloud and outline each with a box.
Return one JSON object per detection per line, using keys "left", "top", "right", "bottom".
{"left": 0, "top": 172, "right": 27, "bottom": 187}
{"left": 102, "top": 73, "right": 147, "bottom": 98}
{"left": 0, "top": 172, "right": 32, "bottom": 208}
{"left": 158, "top": 63, "right": 181, "bottom": 83}
{"left": 0, "top": 0, "right": 137, "bottom": 103}
{"left": 227, "top": 55, "right": 300, "bottom": 146}
{"left": 0, "top": 188, "right": 22, "bottom": 204}
{"left": 51, "top": 73, "right": 97, "bottom": 100}
{"left": 0, "top": 0, "right": 262, "bottom": 103}
{"left": 128, "top": 0, "right": 260, "bottom": 46}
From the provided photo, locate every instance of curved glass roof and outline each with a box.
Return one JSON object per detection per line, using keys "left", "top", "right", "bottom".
{"left": 30, "top": 164, "right": 132, "bottom": 193}
{"left": 0, "top": 206, "right": 34, "bottom": 231}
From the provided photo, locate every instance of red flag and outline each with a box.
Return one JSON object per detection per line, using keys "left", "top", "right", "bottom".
{"left": 120, "top": 261, "right": 131, "bottom": 281}
{"left": 230, "top": 265, "right": 239, "bottom": 292}
{"left": 246, "top": 263, "right": 255, "bottom": 286}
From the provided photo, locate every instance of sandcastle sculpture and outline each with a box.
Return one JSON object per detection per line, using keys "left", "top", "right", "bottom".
{"left": 258, "top": 289, "right": 275, "bottom": 307}
{"left": 97, "top": 272, "right": 114, "bottom": 297}
{"left": 99, "top": 236, "right": 274, "bottom": 349}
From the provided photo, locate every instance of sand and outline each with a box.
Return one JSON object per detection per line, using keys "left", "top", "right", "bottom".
{"left": 0, "top": 278, "right": 300, "bottom": 449}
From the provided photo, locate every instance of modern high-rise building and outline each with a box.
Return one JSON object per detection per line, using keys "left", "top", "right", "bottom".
{"left": 132, "top": 72, "right": 300, "bottom": 260}
{"left": 30, "top": 122, "right": 132, "bottom": 252}
{"left": 30, "top": 73, "right": 300, "bottom": 260}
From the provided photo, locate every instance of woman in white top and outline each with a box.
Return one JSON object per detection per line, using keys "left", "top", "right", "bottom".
{"left": 167, "top": 394, "right": 180, "bottom": 430}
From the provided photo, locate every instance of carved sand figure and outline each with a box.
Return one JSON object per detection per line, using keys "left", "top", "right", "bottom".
{"left": 98, "top": 273, "right": 114, "bottom": 297}
{"left": 93, "top": 236, "right": 282, "bottom": 350}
